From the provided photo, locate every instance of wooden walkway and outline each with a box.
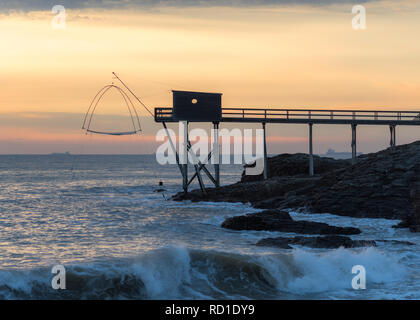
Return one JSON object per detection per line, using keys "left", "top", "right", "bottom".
{"left": 154, "top": 107, "right": 420, "bottom": 193}
{"left": 155, "top": 107, "right": 420, "bottom": 126}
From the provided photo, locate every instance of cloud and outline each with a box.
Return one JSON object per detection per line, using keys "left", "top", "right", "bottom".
{"left": 0, "top": 0, "right": 376, "bottom": 12}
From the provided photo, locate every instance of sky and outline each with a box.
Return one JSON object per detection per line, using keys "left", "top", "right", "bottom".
{"left": 0, "top": 0, "right": 419, "bottom": 154}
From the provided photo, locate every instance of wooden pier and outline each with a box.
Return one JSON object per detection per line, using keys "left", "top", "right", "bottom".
{"left": 154, "top": 91, "right": 420, "bottom": 193}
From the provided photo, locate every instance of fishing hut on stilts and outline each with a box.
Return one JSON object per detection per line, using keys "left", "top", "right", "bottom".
{"left": 83, "top": 73, "right": 420, "bottom": 195}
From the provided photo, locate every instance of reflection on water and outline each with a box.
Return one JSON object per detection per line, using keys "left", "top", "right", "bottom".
{"left": 0, "top": 155, "right": 418, "bottom": 299}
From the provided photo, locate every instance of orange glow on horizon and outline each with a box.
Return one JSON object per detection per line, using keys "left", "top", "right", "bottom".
{"left": 1, "top": 3, "right": 420, "bottom": 153}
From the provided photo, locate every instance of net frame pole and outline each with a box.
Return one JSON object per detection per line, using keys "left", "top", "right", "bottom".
{"left": 112, "top": 72, "right": 154, "bottom": 117}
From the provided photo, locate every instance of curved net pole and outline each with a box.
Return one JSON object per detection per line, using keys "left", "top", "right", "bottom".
{"left": 82, "top": 85, "right": 113, "bottom": 130}
{"left": 115, "top": 86, "right": 137, "bottom": 133}
{"left": 123, "top": 89, "right": 142, "bottom": 132}
{"left": 86, "top": 85, "right": 115, "bottom": 131}
{"left": 115, "top": 86, "right": 142, "bottom": 132}
{"left": 83, "top": 74, "right": 151, "bottom": 136}
{"left": 83, "top": 84, "right": 143, "bottom": 135}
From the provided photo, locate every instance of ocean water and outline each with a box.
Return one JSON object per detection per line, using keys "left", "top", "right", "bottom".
{"left": 0, "top": 155, "right": 418, "bottom": 300}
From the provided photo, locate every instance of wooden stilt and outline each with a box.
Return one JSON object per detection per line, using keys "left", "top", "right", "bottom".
{"left": 162, "top": 122, "right": 183, "bottom": 177}
{"left": 182, "top": 121, "right": 188, "bottom": 194}
{"left": 351, "top": 124, "right": 357, "bottom": 165}
{"left": 309, "top": 123, "right": 314, "bottom": 176}
{"left": 187, "top": 145, "right": 207, "bottom": 194}
{"left": 214, "top": 122, "right": 220, "bottom": 187}
{"left": 263, "top": 123, "right": 268, "bottom": 180}
{"left": 390, "top": 125, "right": 396, "bottom": 149}
{"left": 187, "top": 150, "right": 217, "bottom": 187}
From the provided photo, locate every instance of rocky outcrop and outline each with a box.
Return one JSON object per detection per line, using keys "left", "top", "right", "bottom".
{"left": 375, "top": 240, "right": 415, "bottom": 246}
{"left": 221, "top": 209, "right": 361, "bottom": 235}
{"left": 241, "top": 153, "right": 350, "bottom": 183}
{"left": 410, "top": 185, "right": 420, "bottom": 232}
{"left": 394, "top": 182, "right": 420, "bottom": 232}
{"left": 173, "top": 141, "right": 420, "bottom": 229}
{"left": 172, "top": 175, "right": 319, "bottom": 204}
{"left": 256, "top": 235, "right": 376, "bottom": 249}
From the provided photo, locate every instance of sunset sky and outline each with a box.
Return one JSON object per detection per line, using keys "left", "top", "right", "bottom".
{"left": 0, "top": 0, "right": 419, "bottom": 154}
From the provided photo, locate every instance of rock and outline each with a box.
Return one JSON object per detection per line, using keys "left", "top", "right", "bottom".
{"left": 392, "top": 220, "right": 410, "bottom": 229}
{"left": 394, "top": 183, "right": 420, "bottom": 232}
{"left": 375, "top": 240, "right": 416, "bottom": 246}
{"left": 241, "top": 153, "right": 350, "bottom": 183}
{"left": 256, "top": 235, "right": 376, "bottom": 249}
{"left": 221, "top": 209, "right": 361, "bottom": 235}
{"left": 172, "top": 176, "right": 319, "bottom": 204}
{"left": 173, "top": 141, "right": 420, "bottom": 226}
{"left": 221, "top": 209, "right": 292, "bottom": 230}
{"left": 408, "top": 184, "right": 420, "bottom": 232}
{"left": 256, "top": 237, "right": 293, "bottom": 249}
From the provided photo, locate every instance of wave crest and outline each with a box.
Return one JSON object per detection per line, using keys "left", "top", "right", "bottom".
{"left": 0, "top": 245, "right": 408, "bottom": 299}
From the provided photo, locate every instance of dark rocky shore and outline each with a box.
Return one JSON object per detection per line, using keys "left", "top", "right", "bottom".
{"left": 173, "top": 141, "right": 420, "bottom": 248}
{"left": 240, "top": 153, "right": 350, "bottom": 183}
{"left": 221, "top": 209, "right": 361, "bottom": 235}
{"left": 394, "top": 182, "right": 420, "bottom": 232}
{"left": 256, "top": 235, "right": 376, "bottom": 249}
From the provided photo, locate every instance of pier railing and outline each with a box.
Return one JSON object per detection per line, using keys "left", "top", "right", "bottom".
{"left": 155, "top": 107, "right": 420, "bottom": 125}
{"left": 155, "top": 108, "right": 174, "bottom": 121}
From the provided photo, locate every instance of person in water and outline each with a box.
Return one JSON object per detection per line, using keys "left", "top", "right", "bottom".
{"left": 154, "top": 181, "right": 166, "bottom": 197}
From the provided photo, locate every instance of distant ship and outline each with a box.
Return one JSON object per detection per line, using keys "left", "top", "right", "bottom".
{"left": 319, "top": 148, "right": 363, "bottom": 160}
{"left": 50, "top": 152, "right": 71, "bottom": 156}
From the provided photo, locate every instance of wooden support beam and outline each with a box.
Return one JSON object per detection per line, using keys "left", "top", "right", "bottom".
{"left": 187, "top": 146, "right": 207, "bottom": 194}
{"left": 213, "top": 122, "right": 220, "bottom": 187}
{"left": 390, "top": 125, "right": 396, "bottom": 149}
{"left": 182, "top": 121, "right": 188, "bottom": 194}
{"left": 263, "top": 123, "right": 268, "bottom": 180}
{"left": 394, "top": 125, "right": 397, "bottom": 147}
{"left": 162, "top": 122, "right": 184, "bottom": 177}
{"left": 187, "top": 150, "right": 216, "bottom": 187}
{"left": 309, "top": 123, "right": 314, "bottom": 176}
{"left": 351, "top": 124, "right": 357, "bottom": 165}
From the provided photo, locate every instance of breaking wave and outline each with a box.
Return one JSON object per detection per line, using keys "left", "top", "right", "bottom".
{"left": 0, "top": 245, "right": 410, "bottom": 300}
